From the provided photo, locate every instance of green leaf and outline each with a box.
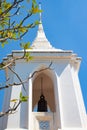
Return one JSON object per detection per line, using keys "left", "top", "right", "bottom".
{"left": 4, "top": 3, "right": 11, "bottom": 9}
{"left": 21, "top": 96, "right": 28, "bottom": 102}
{"left": 7, "top": 31, "right": 13, "bottom": 38}
{"left": 24, "top": 42, "right": 30, "bottom": 49}
{"left": 20, "top": 42, "right": 30, "bottom": 49}
{"left": 35, "top": 20, "right": 40, "bottom": 25}
{"left": 20, "top": 92, "right": 22, "bottom": 99}
{"left": 19, "top": 27, "right": 27, "bottom": 33}
{"left": 28, "top": 55, "right": 33, "bottom": 60}
{"left": 32, "top": 0, "right": 36, "bottom": 5}
{"left": 12, "top": 33, "right": 16, "bottom": 39}
{"left": 10, "top": 99, "right": 18, "bottom": 102}
{"left": 0, "top": 9, "right": 2, "bottom": 14}
{"left": 19, "top": 92, "right": 28, "bottom": 102}
{"left": 1, "top": 43, "right": 5, "bottom": 48}
{"left": 18, "top": 31, "right": 21, "bottom": 37}
{"left": 32, "top": 6, "right": 39, "bottom": 14}
{"left": 0, "top": 63, "right": 4, "bottom": 69}
{"left": 24, "top": 52, "right": 33, "bottom": 62}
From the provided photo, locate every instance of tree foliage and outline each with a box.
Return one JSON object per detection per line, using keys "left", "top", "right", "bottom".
{"left": 0, "top": 0, "right": 41, "bottom": 47}
{"left": 0, "top": 0, "right": 52, "bottom": 120}
{"left": 0, "top": 0, "right": 43, "bottom": 117}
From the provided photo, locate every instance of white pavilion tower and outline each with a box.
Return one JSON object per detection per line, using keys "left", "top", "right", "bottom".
{"left": 0, "top": 5, "right": 87, "bottom": 130}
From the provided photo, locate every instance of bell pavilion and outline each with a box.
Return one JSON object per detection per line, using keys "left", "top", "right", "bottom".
{"left": 0, "top": 4, "right": 87, "bottom": 130}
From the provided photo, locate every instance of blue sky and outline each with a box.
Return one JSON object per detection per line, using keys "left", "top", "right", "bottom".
{"left": 0, "top": 0, "right": 87, "bottom": 112}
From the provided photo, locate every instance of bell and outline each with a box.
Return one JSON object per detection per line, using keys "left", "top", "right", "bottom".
{"left": 37, "top": 77, "right": 48, "bottom": 112}
{"left": 37, "top": 94, "right": 47, "bottom": 112}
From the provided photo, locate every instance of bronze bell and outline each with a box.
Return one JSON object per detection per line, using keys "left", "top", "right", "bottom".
{"left": 37, "top": 94, "right": 47, "bottom": 112}
{"left": 37, "top": 77, "right": 48, "bottom": 112}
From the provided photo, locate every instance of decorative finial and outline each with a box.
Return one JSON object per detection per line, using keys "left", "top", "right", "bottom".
{"left": 39, "top": 2, "right": 42, "bottom": 23}
{"left": 31, "top": 2, "right": 54, "bottom": 49}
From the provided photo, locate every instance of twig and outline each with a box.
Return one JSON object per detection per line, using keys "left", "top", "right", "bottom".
{"left": 0, "top": 62, "right": 53, "bottom": 117}
{"left": 0, "top": 100, "right": 21, "bottom": 117}
{"left": 0, "top": 62, "right": 53, "bottom": 90}
{"left": 0, "top": 0, "right": 24, "bottom": 17}
{"left": 8, "top": 66, "right": 26, "bottom": 92}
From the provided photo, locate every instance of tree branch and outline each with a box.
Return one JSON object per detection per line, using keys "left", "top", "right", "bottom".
{"left": 0, "top": 0, "right": 24, "bottom": 17}
{"left": 8, "top": 66, "right": 26, "bottom": 91}
{"left": 0, "top": 62, "right": 53, "bottom": 117}
{"left": 0, "top": 62, "right": 53, "bottom": 90}
{"left": 0, "top": 100, "right": 21, "bottom": 117}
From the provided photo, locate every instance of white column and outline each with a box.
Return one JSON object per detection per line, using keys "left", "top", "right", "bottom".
{"left": 71, "top": 66, "right": 87, "bottom": 128}
{"left": 28, "top": 74, "right": 33, "bottom": 130}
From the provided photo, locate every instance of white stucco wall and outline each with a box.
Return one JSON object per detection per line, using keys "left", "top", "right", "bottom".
{"left": 1, "top": 50, "right": 87, "bottom": 130}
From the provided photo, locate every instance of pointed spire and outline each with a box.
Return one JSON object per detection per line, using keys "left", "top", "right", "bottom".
{"left": 31, "top": 2, "right": 54, "bottom": 50}
{"left": 39, "top": 2, "right": 42, "bottom": 23}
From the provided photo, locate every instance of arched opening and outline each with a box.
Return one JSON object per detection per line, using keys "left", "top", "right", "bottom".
{"left": 32, "top": 71, "right": 56, "bottom": 112}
